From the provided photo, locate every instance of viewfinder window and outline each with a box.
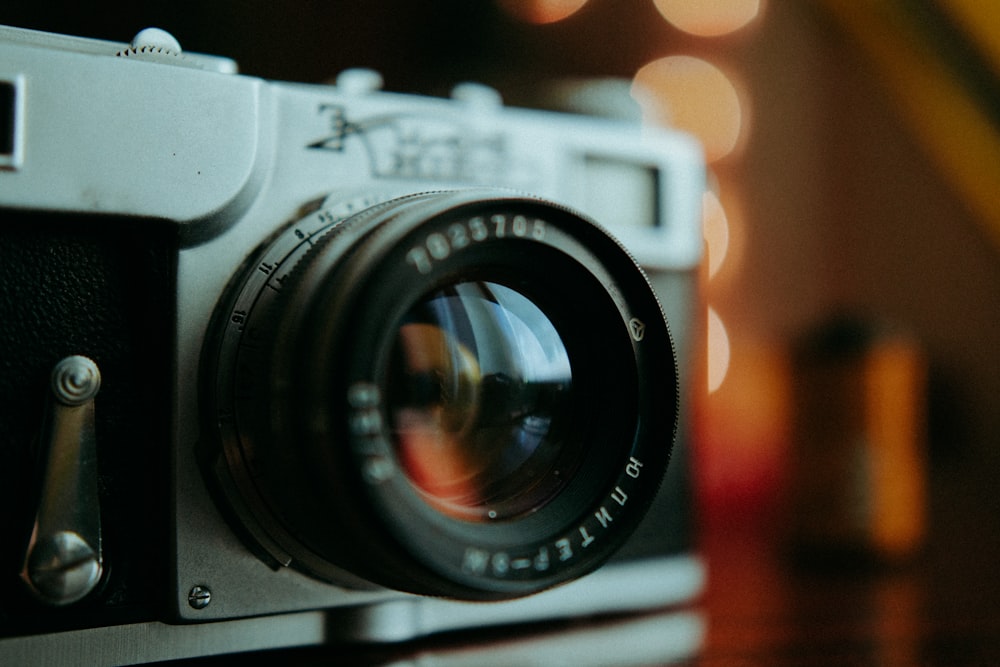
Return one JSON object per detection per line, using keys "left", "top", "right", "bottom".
{"left": 583, "top": 156, "right": 661, "bottom": 230}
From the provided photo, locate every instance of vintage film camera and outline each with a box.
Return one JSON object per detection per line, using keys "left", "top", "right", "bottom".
{"left": 0, "top": 25, "right": 704, "bottom": 664}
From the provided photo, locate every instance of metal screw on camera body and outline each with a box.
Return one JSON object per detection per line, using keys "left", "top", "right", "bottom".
{"left": 188, "top": 585, "right": 212, "bottom": 610}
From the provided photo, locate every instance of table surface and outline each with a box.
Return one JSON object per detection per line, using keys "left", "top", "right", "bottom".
{"left": 694, "top": 477, "right": 1000, "bottom": 667}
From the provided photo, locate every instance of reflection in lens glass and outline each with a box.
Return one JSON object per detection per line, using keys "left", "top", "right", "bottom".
{"left": 387, "top": 282, "right": 574, "bottom": 522}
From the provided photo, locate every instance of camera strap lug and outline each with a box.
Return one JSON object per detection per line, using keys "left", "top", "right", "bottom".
{"left": 19, "top": 356, "right": 104, "bottom": 606}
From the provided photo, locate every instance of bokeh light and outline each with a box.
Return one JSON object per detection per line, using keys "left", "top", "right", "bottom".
{"left": 496, "top": 0, "right": 589, "bottom": 24}
{"left": 653, "top": 0, "right": 763, "bottom": 37}
{"left": 703, "top": 190, "right": 730, "bottom": 278}
{"left": 707, "top": 307, "right": 731, "bottom": 393}
{"left": 632, "top": 56, "right": 746, "bottom": 163}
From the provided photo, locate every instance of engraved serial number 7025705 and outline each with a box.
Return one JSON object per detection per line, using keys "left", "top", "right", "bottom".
{"left": 406, "top": 214, "right": 547, "bottom": 274}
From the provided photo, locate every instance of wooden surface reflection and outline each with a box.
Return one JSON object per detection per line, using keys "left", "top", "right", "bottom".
{"left": 693, "top": 468, "right": 1000, "bottom": 666}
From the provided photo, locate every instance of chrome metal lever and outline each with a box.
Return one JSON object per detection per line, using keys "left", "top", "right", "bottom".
{"left": 20, "top": 355, "right": 104, "bottom": 605}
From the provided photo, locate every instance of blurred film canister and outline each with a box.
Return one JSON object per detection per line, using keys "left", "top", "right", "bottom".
{"left": 790, "top": 318, "right": 927, "bottom": 563}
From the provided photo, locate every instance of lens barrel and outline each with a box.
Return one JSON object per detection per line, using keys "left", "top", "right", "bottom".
{"left": 209, "top": 190, "right": 678, "bottom": 600}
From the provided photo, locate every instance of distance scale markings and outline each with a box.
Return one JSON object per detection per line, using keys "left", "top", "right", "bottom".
{"left": 219, "top": 195, "right": 390, "bottom": 439}
{"left": 226, "top": 195, "right": 387, "bottom": 335}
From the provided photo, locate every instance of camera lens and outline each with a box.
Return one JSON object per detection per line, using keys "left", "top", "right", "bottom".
{"left": 209, "top": 190, "right": 677, "bottom": 600}
{"left": 387, "top": 280, "right": 575, "bottom": 523}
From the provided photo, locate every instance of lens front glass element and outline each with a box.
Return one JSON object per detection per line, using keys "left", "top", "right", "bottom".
{"left": 387, "top": 281, "right": 575, "bottom": 522}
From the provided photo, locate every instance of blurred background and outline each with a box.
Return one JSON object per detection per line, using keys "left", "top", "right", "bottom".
{"left": 2, "top": 0, "right": 998, "bottom": 660}
{"left": 5, "top": 0, "right": 996, "bottom": 532}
